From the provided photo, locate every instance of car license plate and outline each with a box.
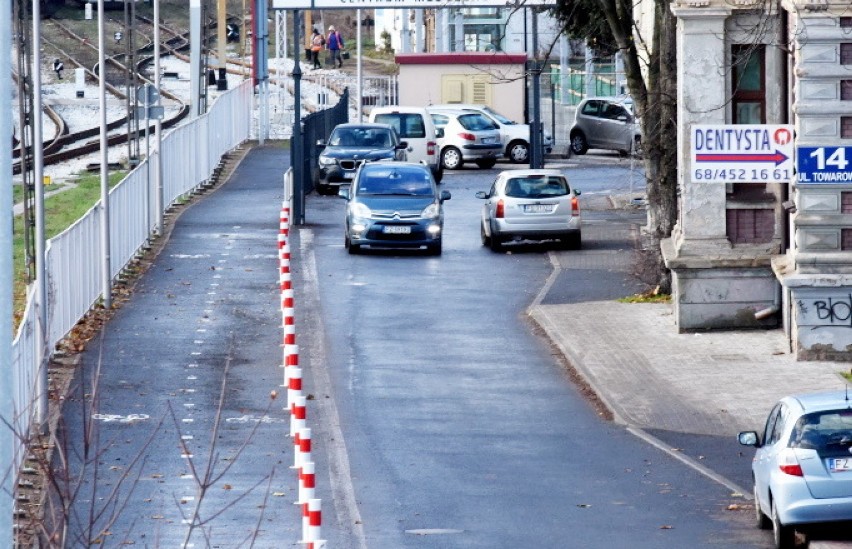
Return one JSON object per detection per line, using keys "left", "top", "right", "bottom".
{"left": 829, "top": 458, "right": 852, "bottom": 472}
{"left": 382, "top": 226, "right": 411, "bottom": 234}
{"left": 482, "top": 137, "right": 497, "bottom": 144}
{"left": 343, "top": 172, "right": 355, "bottom": 179}
{"left": 523, "top": 204, "right": 554, "bottom": 213}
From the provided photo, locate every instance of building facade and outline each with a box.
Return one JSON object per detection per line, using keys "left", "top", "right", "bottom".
{"left": 664, "top": 0, "right": 852, "bottom": 359}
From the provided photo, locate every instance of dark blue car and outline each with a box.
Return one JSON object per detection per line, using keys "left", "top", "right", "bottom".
{"left": 338, "top": 162, "right": 451, "bottom": 255}
{"left": 316, "top": 123, "right": 408, "bottom": 195}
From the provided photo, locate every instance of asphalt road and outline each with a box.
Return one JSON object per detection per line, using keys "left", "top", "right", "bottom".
{"left": 54, "top": 147, "right": 773, "bottom": 547}
{"left": 296, "top": 155, "right": 771, "bottom": 548}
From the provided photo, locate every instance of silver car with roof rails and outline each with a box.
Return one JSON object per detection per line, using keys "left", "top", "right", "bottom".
{"left": 739, "top": 390, "right": 852, "bottom": 548}
{"left": 475, "top": 169, "right": 581, "bottom": 252}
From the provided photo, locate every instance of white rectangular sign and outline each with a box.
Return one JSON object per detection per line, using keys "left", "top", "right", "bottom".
{"left": 690, "top": 124, "right": 794, "bottom": 183}
{"left": 273, "top": 0, "right": 551, "bottom": 8}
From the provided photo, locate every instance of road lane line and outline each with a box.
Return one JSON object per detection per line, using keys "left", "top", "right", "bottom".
{"left": 299, "top": 229, "right": 367, "bottom": 549}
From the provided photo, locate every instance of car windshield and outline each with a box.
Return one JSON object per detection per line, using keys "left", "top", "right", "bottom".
{"left": 504, "top": 176, "right": 570, "bottom": 199}
{"left": 790, "top": 409, "right": 852, "bottom": 451}
{"left": 357, "top": 167, "right": 434, "bottom": 196}
{"left": 373, "top": 113, "right": 425, "bottom": 138}
{"left": 458, "top": 114, "right": 498, "bottom": 132}
{"left": 330, "top": 128, "right": 394, "bottom": 148}
{"left": 481, "top": 106, "right": 514, "bottom": 125}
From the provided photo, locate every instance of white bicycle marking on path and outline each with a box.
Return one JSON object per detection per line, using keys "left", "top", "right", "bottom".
{"left": 92, "top": 413, "right": 150, "bottom": 423}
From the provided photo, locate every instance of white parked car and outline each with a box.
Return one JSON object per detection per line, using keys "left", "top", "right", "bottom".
{"left": 368, "top": 106, "right": 443, "bottom": 182}
{"left": 427, "top": 103, "right": 553, "bottom": 164}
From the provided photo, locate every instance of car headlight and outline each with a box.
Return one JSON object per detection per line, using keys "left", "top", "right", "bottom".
{"left": 319, "top": 156, "right": 337, "bottom": 167}
{"left": 351, "top": 202, "right": 371, "bottom": 218}
{"left": 421, "top": 203, "right": 440, "bottom": 219}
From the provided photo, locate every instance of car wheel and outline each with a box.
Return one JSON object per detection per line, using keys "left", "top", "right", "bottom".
{"left": 561, "top": 232, "right": 581, "bottom": 250}
{"left": 507, "top": 140, "right": 529, "bottom": 164}
{"left": 345, "top": 235, "right": 360, "bottom": 255}
{"left": 754, "top": 484, "right": 771, "bottom": 530}
{"left": 441, "top": 147, "right": 463, "bottom": 170}
{"left": 771, "top": 498, "right": 796, "bottom": 549}
{"left": 480, "top": 221, "right": 491, "bottom": 247}
{"left": 316, "top": 183, "right": 329, "bottom": 195}
{"left": 570, "top": 133, "right": 589, "bottom": 155}
{"left": 475, "top": 158, "right": 497, "bottom": 169}
{"left": 488, "top": 233, "right": 504, "bottom": 253}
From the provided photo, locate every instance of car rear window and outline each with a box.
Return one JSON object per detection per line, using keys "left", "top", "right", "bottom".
{"left": 357, "top": 167, "right": 434, "bottom": 196}
{"left": 458, "top": 114, "right": 497, "bottom": 132}
{"left": 373, "top": 113, "right": 426, "bottom": 139}
{"left": 790, "top": 410, "right": 852, "bottom": 452}
{"left": 504, "top": 176, "right": 570, "bottom": 199}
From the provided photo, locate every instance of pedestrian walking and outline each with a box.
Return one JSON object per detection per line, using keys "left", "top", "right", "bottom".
{"left": 53, "top": 59, "right": 64, "bottom": 80}
{"left": 326, "top": 26, "right": 345, "bottom": 69}
{"left": 310, "top": 28, "right": 324, "bottom": 70}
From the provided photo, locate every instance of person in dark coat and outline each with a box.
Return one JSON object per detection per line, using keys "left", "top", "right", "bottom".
{"left": 310, "top": 28, "right": 324, "bottom": 70}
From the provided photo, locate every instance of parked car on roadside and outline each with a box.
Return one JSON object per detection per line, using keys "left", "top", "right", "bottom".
{"left": 316, "top": 123, "right": 407, "bottom": 195}
{"left": 475, "top": 169, "right": 581, "bottom": 252}
{"left": 569, "top": 96, "right": 641, "bottom": 156}
{"left": 738, "top": 390, "right": 852, "bottom": 549}
{"left": 428, "top": 103, "right": 553, "bottom": 163}
{"left": 427, "top": 109, "right": 502, "bottom": 170}
{"left": 338, "top": 162, "right": 451, "bottom": 255}
{"left": 368, "top": 106, "right": 443, "bottom": 183}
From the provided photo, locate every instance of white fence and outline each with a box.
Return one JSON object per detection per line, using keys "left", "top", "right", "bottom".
{"left": 10, "top": 79, "right": 253, "bottom": 475}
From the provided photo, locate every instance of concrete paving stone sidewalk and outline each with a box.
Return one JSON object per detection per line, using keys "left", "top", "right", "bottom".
{"left": 530, "top": 299, "right": 849, "bottom": 437}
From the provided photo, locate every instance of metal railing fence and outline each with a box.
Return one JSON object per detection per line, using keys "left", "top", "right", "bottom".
{"left": 10, "top": 79, "right": 253, "bottom": 477}
{"left": 297, "top": 88, "right": 349, "bottom": 194}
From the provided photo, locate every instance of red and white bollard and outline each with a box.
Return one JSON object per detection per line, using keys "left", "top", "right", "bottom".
{"left": 293, "top": 427, "right": 311, "bottom": 468}
{"left": 290, "top": 394, "right": 306, "bottom": 437}
{"left": 297, "top": 461, "right": 315, "bottom": 509}
{"left": 281, "top": 288, "right": 295, "bottom": 311}
{"left": 282, "top": 309, "right": 296, "bottom": 344}
{"left": 302, "top": 498, "right": 323, "bottom": 548}
{"left": 287, "top": 366, "right": 302, "bottom": 412}
{"left": 280, "top": 270, "right": 292, "bottom": 291}
{"left": 280, "top": 241, "right": 291, "bottom": 263}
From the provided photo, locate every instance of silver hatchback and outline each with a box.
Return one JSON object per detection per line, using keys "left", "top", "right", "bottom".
{"left": 569, "top": 96, "right": 641, "bottom": 156}
{"left": 428, "top": 109, "right": 502, "bottom": 170}
{"left": 738, "top": 391, "right": 852, "bottom": 548}
{"left": 475, "top": 169, "right": 581, "bottom": 252}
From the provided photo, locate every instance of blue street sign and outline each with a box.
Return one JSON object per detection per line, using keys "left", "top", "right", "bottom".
{"left": 797, "top": 146, "right": 852, "bottom": 184}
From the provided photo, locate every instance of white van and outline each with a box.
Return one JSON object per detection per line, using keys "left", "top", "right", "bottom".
{"left": 368, "top": 106, "right": 443, "bottom": 182}
{"left": 427, "top": 104, "right": 553, "bottom": 164}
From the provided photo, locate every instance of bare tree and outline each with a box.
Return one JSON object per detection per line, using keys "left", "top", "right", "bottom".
{"left": 553, "top": 0, "right": 679, "bottom": 290}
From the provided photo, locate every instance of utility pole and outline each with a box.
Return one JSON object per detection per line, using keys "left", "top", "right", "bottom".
{"left": 529, "top": 8, "right": 543, "bottom": 169}
{"left": 292, "top": 10, "right": 304, "bottom": 225}
{"left": 190, "top": 0, "right": 201, "bottom": 118}
{"left": 217, "top": 0, "right": 227, "bottom": 90}
{"left": 1, "top": 0, "right": 17, "bottom": 544}
{"left": 14, "top": 0, "right": 35, "bottom": 283}
{"left": 124, "top": 0, "right": 139, "bottom": 167}
{"left": 98, "top": 0, "right": 112, "bottom": 309}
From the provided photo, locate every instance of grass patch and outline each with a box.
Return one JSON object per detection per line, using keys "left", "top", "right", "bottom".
{"left": 618, "top": 291, "right": 671, "bottom": 304}
{"left": 842, "top": 372, "right": 852, "bottom": 384}
{"left": 13, "top": 171, "right": 127, "bottom": 325}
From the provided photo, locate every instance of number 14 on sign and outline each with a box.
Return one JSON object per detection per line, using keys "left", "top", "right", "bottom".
{"left": 809, "top": 147, "right": 849, "bottom": 170}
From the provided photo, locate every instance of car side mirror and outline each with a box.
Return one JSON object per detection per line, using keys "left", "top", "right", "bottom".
{"left": 317, "top": 139, "right": 327, "bottom": 148}
{"left": 436, "top": 128, "right": 444, "bottom": 138}
{"left": 475, "top": 191, "right": 488, "bottom": 199}
{"left": 440, "top": 190, "right": 451, "bottom": 202}
{"left": 337, "top": 186, "right": 350, "bottom": 200}
{"left": 737, "top": 431, "right": 760, "bottom": 447}
{"left": 574, "top": 189, "right": 581, "bottom": 196}
{"left": 397, "top": 141, "right": 408, "bottom": 150}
